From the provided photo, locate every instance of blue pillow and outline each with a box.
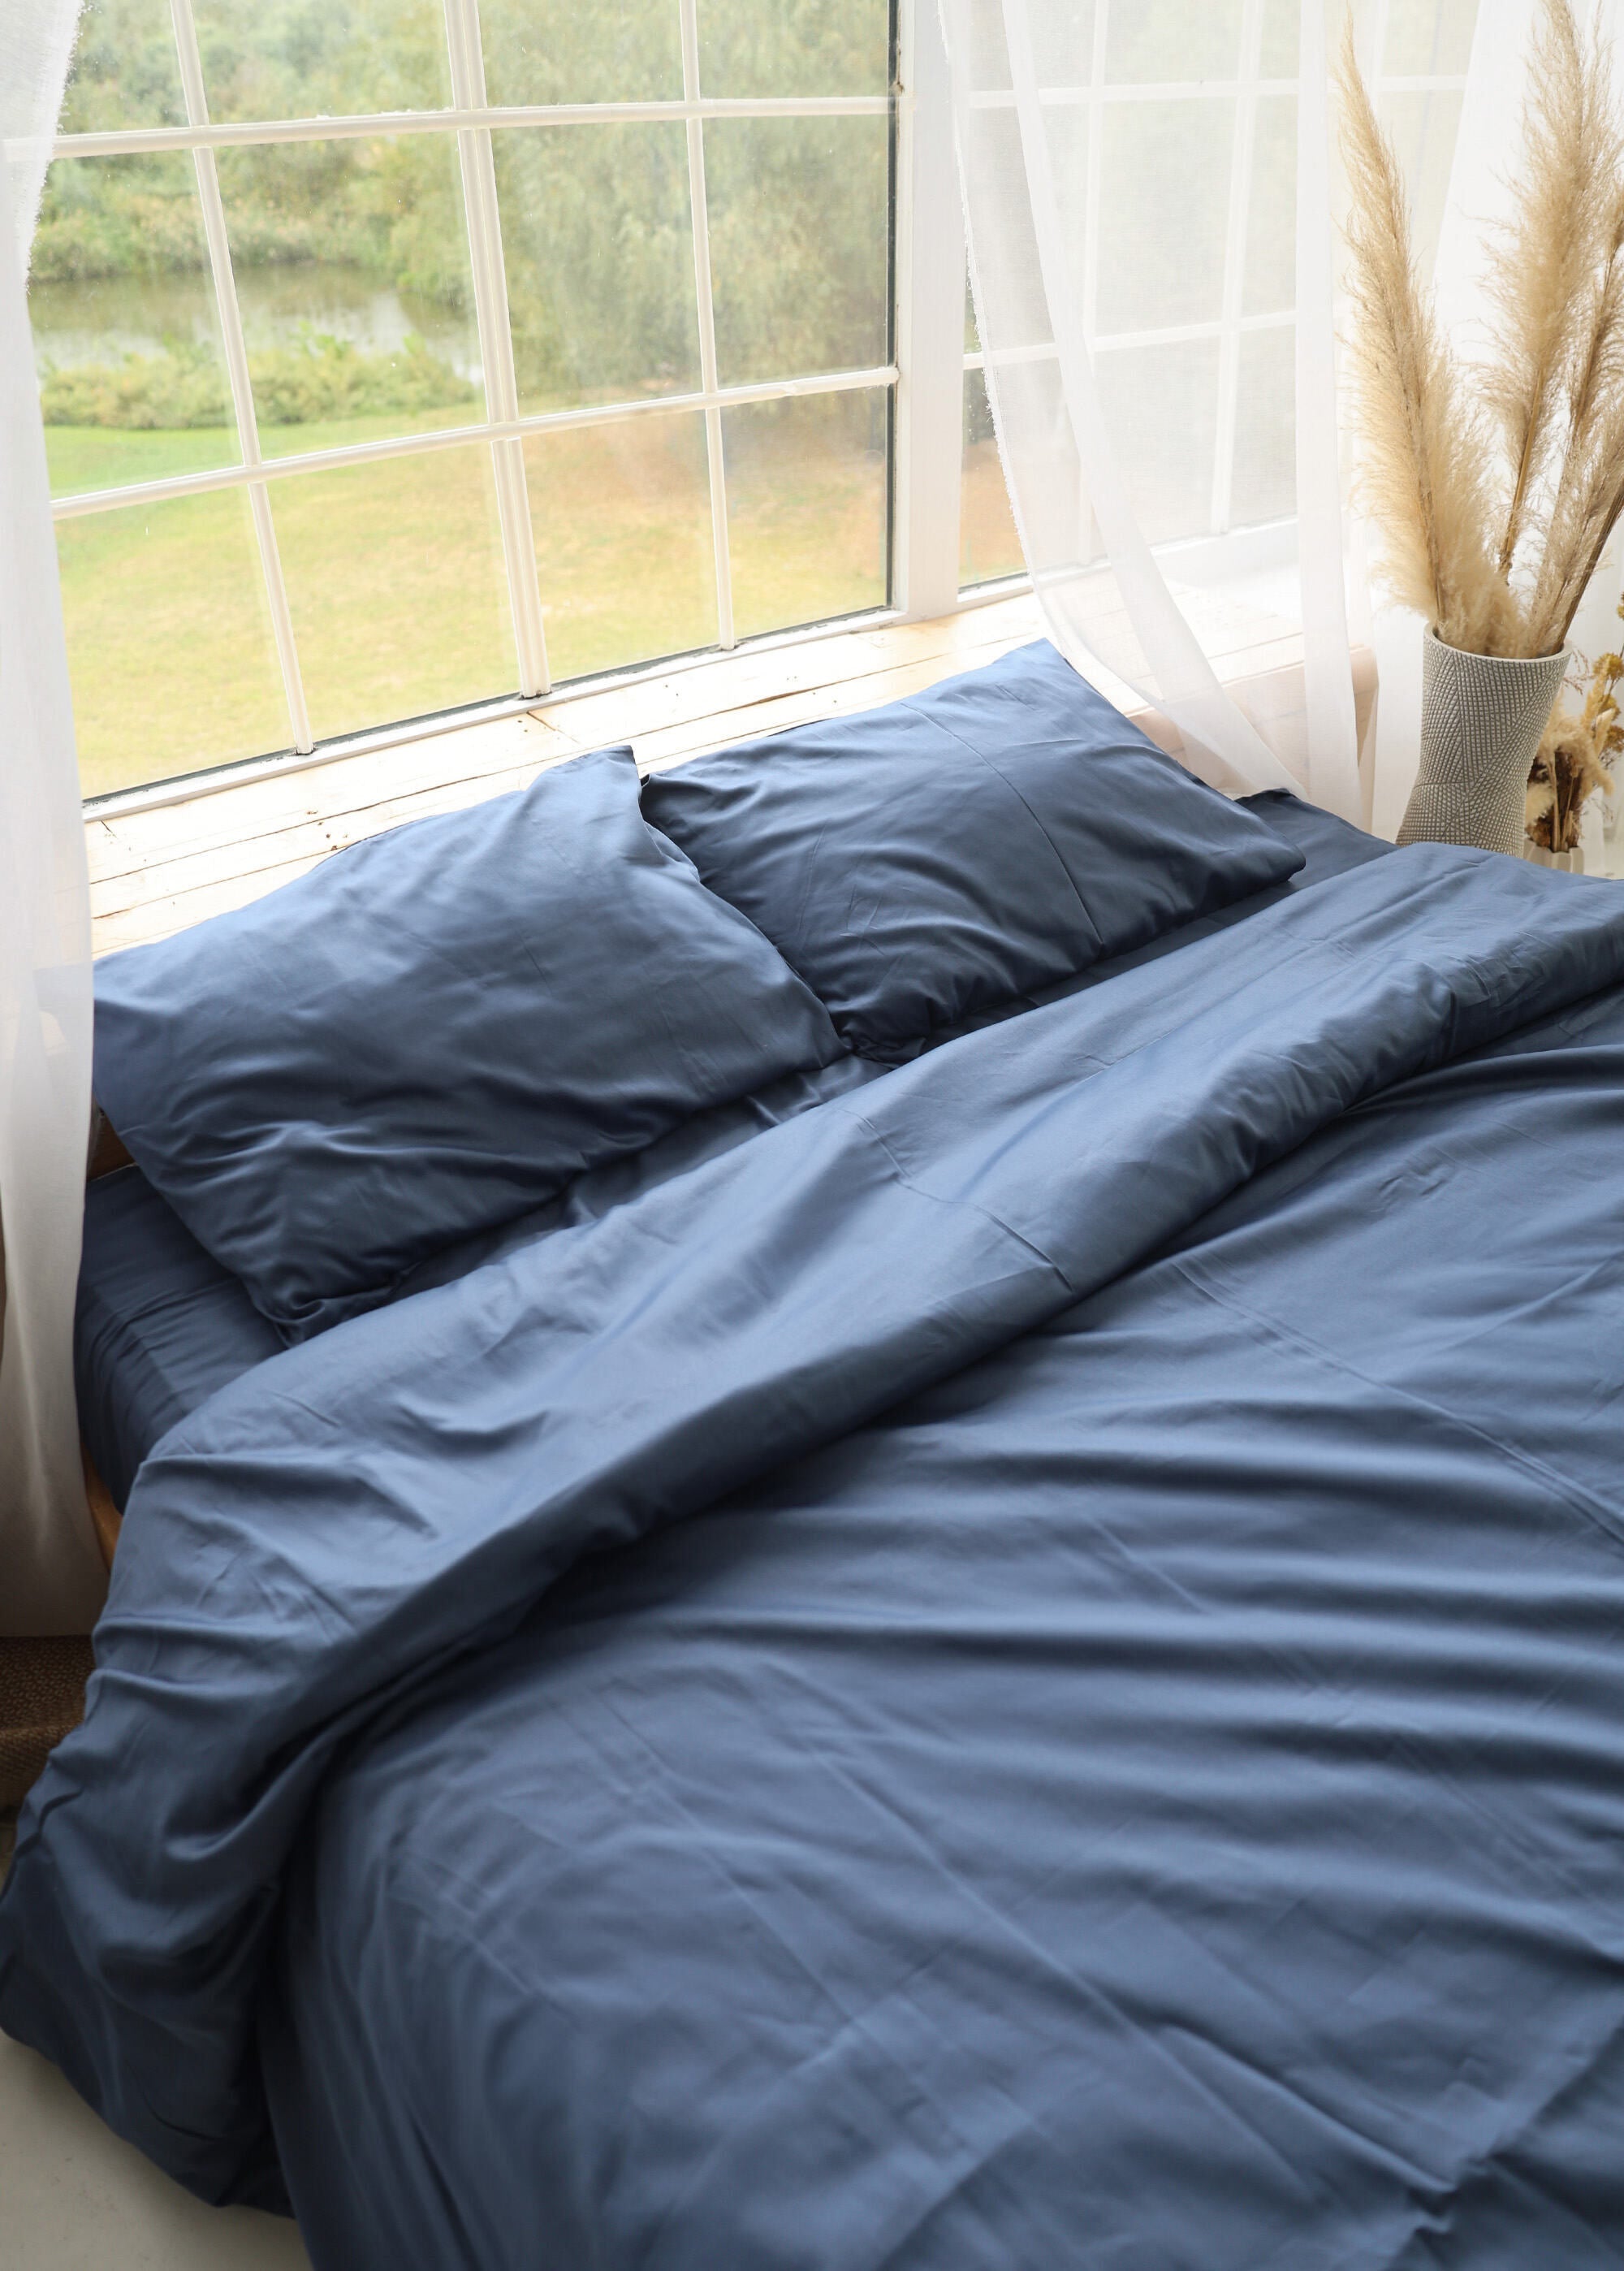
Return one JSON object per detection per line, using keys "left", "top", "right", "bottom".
{"left": 93, "top": 748, "right": 843, "bottom": 1340}
{"left": 641, "top": 641, "right": 1305, "bottom": 1056}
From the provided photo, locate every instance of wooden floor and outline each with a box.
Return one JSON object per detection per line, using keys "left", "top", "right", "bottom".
{"left": 85, "top": 586, "right": 1364, "bottom": 959}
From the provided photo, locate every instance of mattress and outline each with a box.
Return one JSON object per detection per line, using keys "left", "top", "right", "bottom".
{"left": 75, "top": 787, "right": 1387, "bottom": 1510}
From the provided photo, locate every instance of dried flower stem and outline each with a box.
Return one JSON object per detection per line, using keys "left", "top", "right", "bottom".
{"left": 1339, "top": 0, "right": 1624, "bottom": 660}
{"left": 1482, "top": 0, "right": 1609, "bottom": 574}
{"left": 1337, "top": 21, "right": 1510, "bottom": 651}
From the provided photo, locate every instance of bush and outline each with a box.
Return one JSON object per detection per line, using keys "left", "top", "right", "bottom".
{"left": 247, "top": 331, "right": 478, "bottom": 423}
{"left": 41, "top": 331, "right": 477, "bottom": 430}
{"left": 41, "top": 0, "right": 888, "bottom": 386}
{"left": 32, "top": 178, "right": 210, "bottom": 286}
{"left": 41, "top": 341, "right": 227, "bottom": 427}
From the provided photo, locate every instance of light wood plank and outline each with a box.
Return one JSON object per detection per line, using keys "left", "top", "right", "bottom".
{"left": 93, "top": 855, "right": 335, "bottom": 955}
{"left": 86, "top": 713, "right": 569, "bottom": 887}
{"left": 93, "top": 818, "right": 344, "bottom": 924}
{"left": 636, "top": 642, "right": 1049, "bottom": 770}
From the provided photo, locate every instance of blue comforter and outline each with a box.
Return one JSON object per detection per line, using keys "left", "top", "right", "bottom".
{"left": 6, "top": 844, "right": 1624, "bottom": 2267}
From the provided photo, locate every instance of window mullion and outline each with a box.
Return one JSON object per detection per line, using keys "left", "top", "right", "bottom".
{"left": 443, "top": 0, "right": 551, "bottom": 699}
{"left": 51, "top": 363, "right": 901, "bottom": 521}
{"left": 1211, "top": 0, "right": 1265, "bottom": 536}
{"left": 893, "top": 0, "right": 963, "bottom": 618}
{"left": 168, "top": 0, "right": 313, "bottom": 753}
{"left": 48, "top": 94, "right": 896, "bottom": 165}
{"left": 679, "top": 0, "right": 736, "bottom": 652}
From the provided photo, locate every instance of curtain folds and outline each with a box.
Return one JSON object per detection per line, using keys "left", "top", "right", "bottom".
{"left": 938, "top": 0, "right": 1480, "bottom": 820}
{"left": 1291, "top": 0, "right": 1361, "bottom": 823}
{"left": 2, "top": 0, "right": 83, "bottom": 263}
{"left": 981, "top": 0, "right": 1303, "bottom": 801}
{"left": 1, "top": 0, "right": 103, "bottom": 1633}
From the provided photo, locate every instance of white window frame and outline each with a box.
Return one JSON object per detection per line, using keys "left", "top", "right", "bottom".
{"left": 954, "top": 0, "right": 1470, "bottom": 576}
{"left": 34, "top": 0, "right": 1471, "bottom": 808}
{"left": 45, "top": 0, "right": 945, "bottom": 802}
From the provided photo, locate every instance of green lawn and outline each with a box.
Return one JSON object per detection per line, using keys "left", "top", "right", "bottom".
{"left": 960, "top": 436, "right": 1023, "bottom": 591}
{"left": 50, "top": 404, "right": 889, "bottom": 798}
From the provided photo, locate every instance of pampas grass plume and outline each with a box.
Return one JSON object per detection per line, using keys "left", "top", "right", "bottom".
{"left": 1337, "top": 22, "right": 1513, "bottom": 651}
{"left": 1338, "top": 0, "right": 1624, "bottom": 660}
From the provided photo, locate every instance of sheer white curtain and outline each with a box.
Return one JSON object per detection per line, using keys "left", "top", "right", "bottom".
{"left": 1, "top": 0, "right": 103, "bottom": 1633}
{"left": 938, "top": 0, "right": 1482, "bottom": 823}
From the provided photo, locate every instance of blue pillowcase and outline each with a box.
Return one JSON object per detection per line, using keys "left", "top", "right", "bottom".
{"left": 93, "top": 747, "right": 843, "bottom": 1340}
{"left": 641, "top": 641, "right": 1306, "bottom": 1057}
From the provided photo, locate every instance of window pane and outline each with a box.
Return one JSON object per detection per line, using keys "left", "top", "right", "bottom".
{"left": 723, "top": 391, "right": 888, "bottom": 641}
{"left": 1377, "top": 90, "right": 1465, "bottom": 275}
{"left": 699, "top": 0, "right": 889, "bottom": 97}
{"left": 495, "top": 126, "right": 700, "bottom": 413}
{"left": 706, "top": 117, "right": 890, "bottom": 387}
{"left": 1229, "top": 327, "right": 1296, "bottom": 527}
{"left": 1106, "top": 0, "right": 1242, "bottom": 82}
{"left": 59, "top": 0, "right": 186, "bottom": 133}
{"left": 1095, "top": 338, "right": 1221, "bottom": 545}
{"left": 1098, "top": 101, "right": 1232, "bottom": 335}
{"left": 481, "top": 0, "right": 680, "bottom": 105}
{"left": 961, "top": 8, "right": 1013, "bottom": 92}
{"left": 961, "top": 369, "right": 1023, "bottom": 590}
{"left": 215, "top": 136, "right": 483, "bottom": 459}
{"left": 31, "top": 154, "right": 241, "bottom": 501}
{"left": 1382, "top": 0, "right": 1478, "bottom": 77}
{"left": 1013, "top": 103, "right": 1087, "bottom": 325}
{"left": 59, "top": 490, "right": 287, "bottom": 797}
{"left": 273, "top": 447, "right": 514, "bottom": 742}
{"left": 1259, "top": 0, "right": 1299, "bottom": 78}
{"left": 1030, "top": 4, "right": 1096, "bottom": 84}
{"left": 192, "top": 0, "right": 451, "bottom": 120}
{"left": 961, "top": 8, "right": 1103, "bottom": 96}
{"left": 524, "top": 413, "right": 715, "bottom": 681}
{"left": 1242, "top": 94, "right": 1296, "bottom": 318}
{"left": 962, "top": 106, "right": 1055, "bottom": 353}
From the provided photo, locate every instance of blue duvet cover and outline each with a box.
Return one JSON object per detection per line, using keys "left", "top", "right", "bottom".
{"left": 6, "top": 843, "right": 1624, "bottom": 2268}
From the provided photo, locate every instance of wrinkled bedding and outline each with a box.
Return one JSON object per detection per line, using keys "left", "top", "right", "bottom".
{"left": 72, "top": 790, "right": 1384, "bottom": 1509}
{"left": 10, "top": 841, "right": 1624, "bottom": 2269}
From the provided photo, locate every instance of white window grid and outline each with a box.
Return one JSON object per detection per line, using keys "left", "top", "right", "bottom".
{"left": 957, "top": 0, "right": 1470, "bottom": 559}
{"left": 37, "top": 0, "right": 1474, "bottom": 796}
{"left": 44, "top": 0, "right": 920, "bottom": 772}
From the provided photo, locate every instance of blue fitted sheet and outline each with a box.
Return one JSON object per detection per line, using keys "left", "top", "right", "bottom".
{"left": 76, "top": 1056, "right": 885, "bottom": 1511}
{"left": 13, "top": 841, "right": 1624, "bottom": 2270}
{"left": 74, "top": 789, "right": 1387, "bottom": 1511}
{"left": 76, "top": 1166, "right": 283, "bottom": 1511}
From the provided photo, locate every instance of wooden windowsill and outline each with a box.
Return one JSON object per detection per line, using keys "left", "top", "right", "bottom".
{"left": 84, "top": 591, "right": 1372, "bottom": 959}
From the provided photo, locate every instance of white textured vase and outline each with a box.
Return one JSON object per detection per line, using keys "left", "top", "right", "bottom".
{"left": 1397, "top": 630, "right": 1570, "bottom": 856}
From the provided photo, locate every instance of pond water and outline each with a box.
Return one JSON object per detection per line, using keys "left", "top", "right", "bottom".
{"left": 28, "top": 263, "right": 482, "bottom": 383}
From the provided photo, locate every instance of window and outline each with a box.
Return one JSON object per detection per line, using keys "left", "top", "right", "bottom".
{"left": 35, "top": 0, "right": 1475, "bottom": 803}
{"left": 955, "top": 0, "right": 1476, "bottom": 591}
{"left": 36, "top": 0, "right": 901, "bottom": 798}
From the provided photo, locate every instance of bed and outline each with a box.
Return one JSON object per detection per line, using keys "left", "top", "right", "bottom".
{"left": 5, "top": 643, "right": 1624, "bottom": 2268}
